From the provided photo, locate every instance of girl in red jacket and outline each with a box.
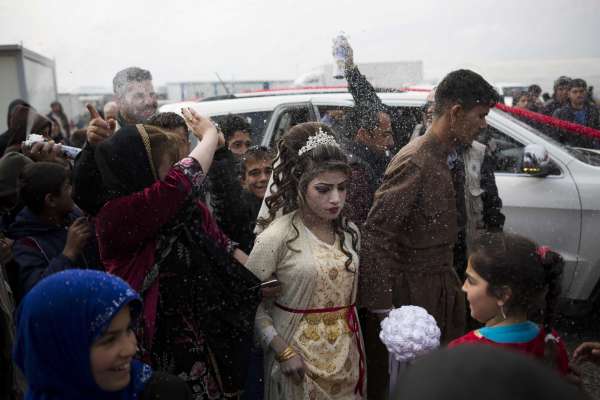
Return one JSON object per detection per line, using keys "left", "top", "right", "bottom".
{"left": 449, "top": 232, "right": 569, "bottom": 374}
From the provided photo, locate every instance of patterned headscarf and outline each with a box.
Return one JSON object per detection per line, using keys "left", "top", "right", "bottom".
{"left": 14, "top": 269, "right": 152, "bottom": 400}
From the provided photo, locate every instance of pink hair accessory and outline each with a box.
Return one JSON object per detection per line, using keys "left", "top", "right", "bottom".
{"left": 544, "top": 333, "right": 559, "bottom": 344}
{"left": 536, "top": 246, "right": 551, "bottom": 260}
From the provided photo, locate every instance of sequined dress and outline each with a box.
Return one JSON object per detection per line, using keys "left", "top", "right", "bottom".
{"left": 288, "top": 228, "right": 363, "bottom": 400}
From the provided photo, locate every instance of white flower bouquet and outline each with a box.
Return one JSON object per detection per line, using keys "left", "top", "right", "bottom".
{"left": 379, "top": 306, "right": 441, "bottom": 396}
{"left": 379, "top": 306, "right": 441, "bottom": 362}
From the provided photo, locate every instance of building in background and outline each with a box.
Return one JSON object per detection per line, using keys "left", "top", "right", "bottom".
{"left": 165, "top": 79, "right": 294, "bottom": 101}
{"left": 294, "top": 61, "right": 424, "bottom": 90}
{"left": 0, "top": 45, "right": 57, "bottom": 131}
{"left": 57, "top": 86, "right": 112, "bottom": 127}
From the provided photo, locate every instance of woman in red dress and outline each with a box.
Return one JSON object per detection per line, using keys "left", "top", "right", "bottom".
{"left": 93, "top": 109, "right": 261, "bottom": 399}
{"left": 448, "top": 232, "right": 569, "bottom": 374}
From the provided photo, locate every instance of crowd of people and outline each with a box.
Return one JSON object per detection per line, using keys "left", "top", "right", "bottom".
{"left": 0, "top": 43, "right": 600, "bottom": 400}
{"left": 511, "top": 78, "right": 600, "bottom": 131}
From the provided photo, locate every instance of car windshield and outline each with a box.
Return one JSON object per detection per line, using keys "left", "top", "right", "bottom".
{"left": 495, "top": 108, "right": 600, "bottom": 166}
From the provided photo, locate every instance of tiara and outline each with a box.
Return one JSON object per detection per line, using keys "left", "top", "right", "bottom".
{"left": 298, "top": 128, "right": 339, "bottom": 156}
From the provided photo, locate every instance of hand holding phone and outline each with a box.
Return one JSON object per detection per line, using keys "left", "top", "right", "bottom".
{"left": 259, "top": 278, "right": 282, "bottom": 299}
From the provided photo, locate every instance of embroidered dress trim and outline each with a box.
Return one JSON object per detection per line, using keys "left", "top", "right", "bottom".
{"left": 275, "top": 302, "right": 365, "bottom": 396}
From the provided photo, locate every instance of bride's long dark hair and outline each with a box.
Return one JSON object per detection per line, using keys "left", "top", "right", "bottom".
{"left": 258, "top": 122, "right": 359, "bottom": 270}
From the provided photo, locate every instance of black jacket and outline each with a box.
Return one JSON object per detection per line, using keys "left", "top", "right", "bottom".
{"left": 72, "top": 143, "right": 106, "bottom": 215}
{"left": 552, "top": 104, "right": 600, "bottom": 148}
{"left": 342, "top": 140, "right": 390, "bottom": 226}
{"left": 542, "top": 98, "right": 565, "bottom": 116}
{"left": 7, "top": 208, "right": 102, "bottom": 296}
{"left": 0, "top": 131, "right": 10, "bottom": 157}
{"left": 345, "top": 66, "right": 415, "bottom": 151}
{"left": 553, "top": 103, "right": 600, "bottom": 130}
{"left": 208, "top": 148, "right": 261, "bottom": 253}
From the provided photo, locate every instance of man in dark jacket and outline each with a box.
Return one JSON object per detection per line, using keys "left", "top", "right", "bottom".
{"left": 542, "top": 76, "right": 571, "bottom": 116}
{"left": 553, "top": 78, "right": 600, "bottom": 129}
{"left": 47, "top": 101, "right": 71, "bottom": 140}
{"left": 8, "top": 163, "right": 101, "bottom": 295}
{"left": 552, "top": 78, "right": 600, "bottom": 148}
{"left": 72, "top": 67, "right": 158, "bottom": 215}
{"left": 339, "top": 49, "right": 395, "bottom": 225}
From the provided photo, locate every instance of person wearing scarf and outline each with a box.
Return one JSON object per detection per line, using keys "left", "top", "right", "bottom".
{"left": 93, "top": 110, "right": 261, "bottom": 399}
{"left": 0, "top": 100, "right": 32, "bottom": 156}
{"left": 13, "top": 269, "right": 154, "bottom": 399}
{"left": 3, "top": 105, "right": 52, "bottom": 156}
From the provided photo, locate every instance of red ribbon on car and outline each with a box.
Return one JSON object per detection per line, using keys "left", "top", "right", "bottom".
{"left": 495, "top": 102, "right": 600, "bottom": 140}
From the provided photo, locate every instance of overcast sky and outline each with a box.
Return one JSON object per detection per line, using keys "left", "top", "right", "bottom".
{"left": 1, "top": 0, "right": 599, "bottom": 92}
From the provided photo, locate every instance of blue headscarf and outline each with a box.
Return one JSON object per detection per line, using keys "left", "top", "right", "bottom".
{"left": 14, "top": 269, "right": 153, "bottom": 400}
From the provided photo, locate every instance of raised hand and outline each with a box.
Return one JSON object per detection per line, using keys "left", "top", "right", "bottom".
{"left": 344, "top": 43, "right": 354, "bottom": 71}
{"left": 181, "top": 108, "right": 225, "bottom": 147}
{"left": 181, "top": 108, "right": 216, "bottom": 139}
{"left": 62, "top": 217, "right": 92, "bottom": 261}
{"left": 86, "top": 104, "right": 116, "bottom": 146}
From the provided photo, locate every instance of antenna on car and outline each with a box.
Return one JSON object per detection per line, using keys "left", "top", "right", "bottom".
{"left": 215, "top": 72, "right": 231, "bottom": 95}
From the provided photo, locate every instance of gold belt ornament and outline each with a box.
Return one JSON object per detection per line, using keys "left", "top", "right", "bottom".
{"left": 304, "top": 309, "right": 348, "bottom": 326}
{"left": 301, "top": 310, "right": 350, "bottom": 344}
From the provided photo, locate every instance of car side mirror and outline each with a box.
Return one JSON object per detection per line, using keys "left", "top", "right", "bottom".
{"left": 522, "top": 144, "right": 551, "bottom": 176}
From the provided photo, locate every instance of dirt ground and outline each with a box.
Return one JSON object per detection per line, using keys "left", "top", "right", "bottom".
{"left": 558, "top": 311, "right": 600, "bottom": 399}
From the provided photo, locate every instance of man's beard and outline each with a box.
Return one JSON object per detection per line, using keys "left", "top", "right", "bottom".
{"left": 123, "top": 106, "right": 157, "bottom": 124}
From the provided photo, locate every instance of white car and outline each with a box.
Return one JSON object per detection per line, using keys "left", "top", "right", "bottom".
{"left": 160, "top": 89, "right": 600, "bottom": 311}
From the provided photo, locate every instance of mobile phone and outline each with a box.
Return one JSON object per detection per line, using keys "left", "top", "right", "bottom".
{"left": 260, "top": 279, "right": 281, "bottom": 288}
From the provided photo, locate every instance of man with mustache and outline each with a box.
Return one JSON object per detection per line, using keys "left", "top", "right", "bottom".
{"left": 112, "top": 67, "right": 158, "bottom": 126}
{"left": 360, "top": 69, "right": 501, "bottom": 399}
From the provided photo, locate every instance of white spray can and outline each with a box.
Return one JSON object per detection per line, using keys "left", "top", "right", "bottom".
{"left": 332, "top": 32, "right": 349, "bottom": 79}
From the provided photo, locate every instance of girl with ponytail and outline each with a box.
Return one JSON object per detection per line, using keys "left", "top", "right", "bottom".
{"left": 449, "top": 232, "right": 569, "bottom": 374}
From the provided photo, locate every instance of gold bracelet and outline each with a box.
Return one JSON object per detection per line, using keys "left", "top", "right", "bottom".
{"left": 279, "top": 349, "right": 297, "bottom": 363}
{"left": 276, "top": 346, "right": 297, "bottom": 363}
{"left": 276, "top": 346, "right": 296, "bottom": 362}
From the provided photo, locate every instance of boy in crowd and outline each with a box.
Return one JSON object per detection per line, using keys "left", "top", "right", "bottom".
{"left": 221, "top": 114, "right": 253, "bottom": 157}
{"left": 8, "top": 163, "right": 101, "bottom": 296}
{"left": 237, "top": 146, "right": 273, "bottom": 250}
